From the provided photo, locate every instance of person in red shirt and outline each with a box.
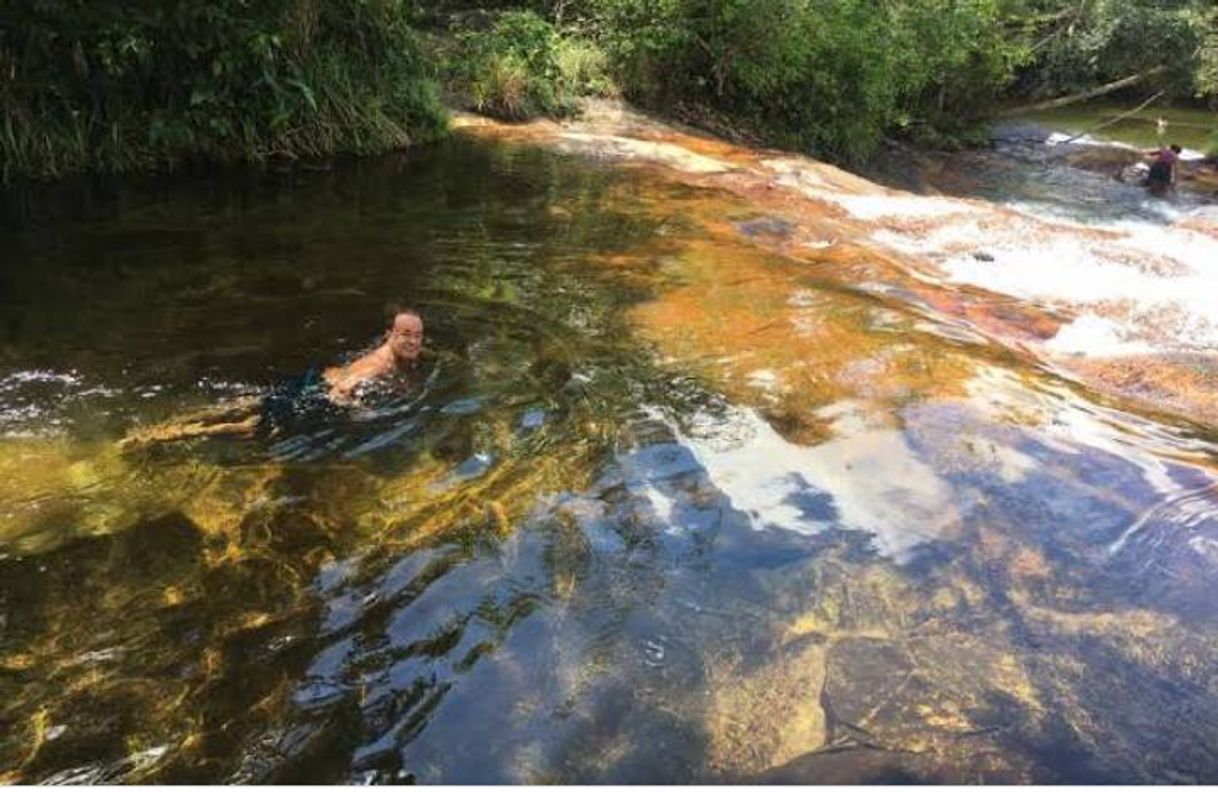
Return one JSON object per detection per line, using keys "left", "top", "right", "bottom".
{"left": 1145, "top": 143, "right": 1182, "bottom": 193}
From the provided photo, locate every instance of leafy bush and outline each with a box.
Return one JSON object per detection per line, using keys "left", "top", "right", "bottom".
{"left": 447, "top": 10, "right": 614, "bottom": 120}
{"left": 553, "top": 36, "right": 617, "bottom": 100}
{"left": 471, "top": 51, "right": 537, "bottom": 119}
{"left": 0, "top": 0, "right": 448, "bottom": 180}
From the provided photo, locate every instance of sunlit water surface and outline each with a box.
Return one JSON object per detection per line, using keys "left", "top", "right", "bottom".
{"left": 2, "top": 133, "right": 1218, "bottom": 783}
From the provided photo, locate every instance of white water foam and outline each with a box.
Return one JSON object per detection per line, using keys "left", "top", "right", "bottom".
{"left": 822, "top": 194, "right": 974, "bottom": 221}
{"left": 1044, "top": 132, "right": 1207, "bottom": 162}
{"left": 858, "top": 196, "right": 1218, "bottom": 358}
{"left": 1043, "top": 314, "right": 1153, "bottom": 357}
{"left": 1045, "top": 132, "right": 1141, "bottom": 152}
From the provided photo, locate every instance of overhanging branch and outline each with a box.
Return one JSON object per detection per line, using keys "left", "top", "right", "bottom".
{"left": 995, "top": 65, "right": 1169, "bottom": 117}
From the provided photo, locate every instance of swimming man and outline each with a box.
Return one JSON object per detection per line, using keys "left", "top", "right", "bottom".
{"left": 120, "top": 309, "right": 425, "bottom": 448}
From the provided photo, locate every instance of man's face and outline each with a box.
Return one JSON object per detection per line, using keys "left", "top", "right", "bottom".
{"left": 388, "top": 313, "right": 423, "bottom": 363}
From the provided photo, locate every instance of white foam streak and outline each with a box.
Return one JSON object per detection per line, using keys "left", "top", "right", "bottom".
{"left": 1044, "top": 314, "right": 1152, "bottom": 357}
{"left": 823, "top": 194, "right": 974, "bottom": 221}
{"left": 1044, "top": 132, "right": 1206, "bottom": 161}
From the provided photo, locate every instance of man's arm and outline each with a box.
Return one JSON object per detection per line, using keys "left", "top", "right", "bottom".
{"left": 323, "top": 365, "right": 359, "bottom": 404}
{"left": 323, "top": 352, "right": 388, "bottom": 404}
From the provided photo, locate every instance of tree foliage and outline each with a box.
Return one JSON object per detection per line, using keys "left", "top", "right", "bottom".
{"left": 3, "top": 0, "right": 1214, "bottom": 180}
{"left": 1013, "top": 0, "right": 1216, "bottom": 103}
{"left": 588, "top": 0, "right": 1028, "bottom": 160}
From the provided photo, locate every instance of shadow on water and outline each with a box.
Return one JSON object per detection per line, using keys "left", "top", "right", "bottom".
{"left": 2, "top": 133, "right": 1218, "bottom": 783}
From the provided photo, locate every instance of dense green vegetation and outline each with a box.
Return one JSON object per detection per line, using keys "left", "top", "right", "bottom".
{"left": 2, "top": 0, "right": 1215, "bottom": 180}
{"left": 589, "top": 0, "right": 1027, "bottom": 159}
{"left": 438, "top": 0, "right": 1216, "bottom": 159}
{"left": 436, "top": 9, "right": 614, "bottom": 120}
{"left": 1014, "top": 0, "right": 1216, "bottom": 102}
{"left": 0, "top": 0, "right": 446, "bottom": 180}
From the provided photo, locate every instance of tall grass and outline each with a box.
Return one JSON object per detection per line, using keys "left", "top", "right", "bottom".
{"left": 442, "top": 10, "right": 616, "bottom": 121}
{"left": 0, "top": 0, "right": 448, "bottom": 181}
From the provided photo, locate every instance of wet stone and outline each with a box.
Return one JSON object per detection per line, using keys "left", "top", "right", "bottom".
{"left": 733, "top": 216, "right": 794, "bottom": 239}
{"left": 111, "top": 511, "right": 204, "bottom": 580}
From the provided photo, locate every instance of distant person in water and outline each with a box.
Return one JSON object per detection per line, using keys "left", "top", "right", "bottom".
{"left": 120, "top": 309, "right": 425, "bottom": 448}
{"left": 1144, "top": 143, "right": 1181, "bottom": 194}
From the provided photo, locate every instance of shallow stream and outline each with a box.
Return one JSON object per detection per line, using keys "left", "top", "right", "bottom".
{"left": 2, "top": 112, "right": 1217, "bottom": 783}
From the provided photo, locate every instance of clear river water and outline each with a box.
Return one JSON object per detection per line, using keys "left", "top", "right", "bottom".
{"left": 2, "top": 109, "right": 1217, "bottom": 783}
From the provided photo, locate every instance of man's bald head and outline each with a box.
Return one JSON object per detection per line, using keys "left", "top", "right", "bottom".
{"left": 386, "top": 310, "right": 423, "bottom": 365}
